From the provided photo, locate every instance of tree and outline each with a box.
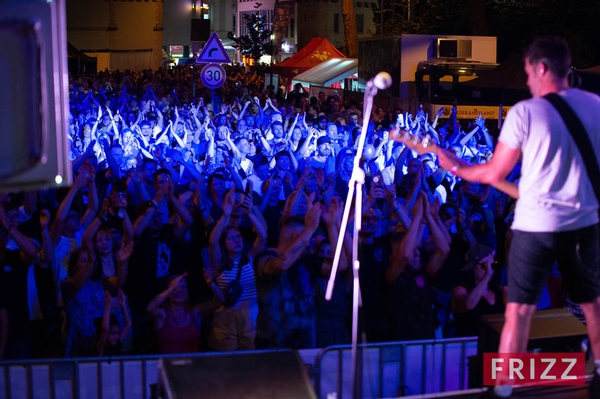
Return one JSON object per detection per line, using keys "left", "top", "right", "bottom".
{"left": 227, "top": 11, "right": 274, "bottom": 63}
{"left": 342, "top": 0, "right": 359, "bottom": 58}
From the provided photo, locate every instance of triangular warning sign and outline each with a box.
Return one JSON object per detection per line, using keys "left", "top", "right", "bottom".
{"left": 196, "top": 32, "right": 231, "bottom": 64}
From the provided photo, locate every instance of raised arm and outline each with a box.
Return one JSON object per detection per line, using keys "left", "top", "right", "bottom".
{"left": 452, "top": 252, "right": 495, "bottom": 312}
{"left": 39, "top": 210, "right": 53, "bottom": 269}
{"left": 208, "top": 187, "right": 235, "bottom": 271}
{"left": 169, "top": 183, "right": 194, "bottom": 241}
{"left": 83, "top": 198, "right": 108, "bottom": 251}
{"left": 422, "top": 194, "right": 451, "bottom": 277}
{"left": 0, "top": 205, "right": 39, "bottom": 264}
{"left": 133, "top": 182, "right": 167, "bottom": 238}
{"left": 146, "top": 273, "right": 187, "bottom": 329}
{"left": 258, "top": 193, "right": 321, "bottom": 276}
{"left": 242, "top": 191, "right": 268, "bottom": 258}
{"left": 473, "top": 114, "right": 493, "bottom": 149}
{"left": 97, "top": 290, "right": 112, "bottom": 356}
{"left": 104, "top": 241, "right": 134, "bottom": 292}
{"left": 50, "top": 170, "right": 88, "bottom": 246}
{"left": 459, "top": 125, "right": 480, "bottom": 147}
{"left": 386, "top": 194, "right": 424, "bottom": 284}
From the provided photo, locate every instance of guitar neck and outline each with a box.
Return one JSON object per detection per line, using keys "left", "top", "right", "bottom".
{"left": 390, "top": 129, "right": 441, "bottom": 157}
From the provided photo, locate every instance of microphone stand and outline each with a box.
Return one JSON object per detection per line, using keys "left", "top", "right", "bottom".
{"left": 326, "top": 80, "right": 381, "bottom": 399}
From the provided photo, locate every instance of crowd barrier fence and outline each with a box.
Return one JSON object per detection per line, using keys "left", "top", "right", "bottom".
{"left": 0, "top": 337, "right": 478, "bottom": 399}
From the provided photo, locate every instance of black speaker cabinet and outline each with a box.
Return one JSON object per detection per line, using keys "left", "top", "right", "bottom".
{"left": 479, "top": 308, "right": 588, "bottom": 354}
{"left": 0, "top": 0, "right": 72, "bottom": 191}
{"left": 157, "top": 349, "right": 317, "bottom": 399}
{"left": 468, "top": 308, "right": 588, "bottom": 388}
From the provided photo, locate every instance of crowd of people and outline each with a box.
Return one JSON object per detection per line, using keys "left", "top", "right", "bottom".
{"left": 1, "top": 63, "right": 553, "bottom": 361}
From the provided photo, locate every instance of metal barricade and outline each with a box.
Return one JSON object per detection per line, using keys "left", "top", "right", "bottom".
{"left": 1, "top": 355, "right": 162, "bottom": 399}
{"left": 312, "top": 337, "right": 478, "bottom": 399}
{"left": 0, "top": 337, "right": 478, "bottom": 399}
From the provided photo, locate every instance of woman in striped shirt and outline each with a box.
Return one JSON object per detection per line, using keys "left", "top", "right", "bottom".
{"left": 206, "top": 187, "right": 267, "bottom": 350}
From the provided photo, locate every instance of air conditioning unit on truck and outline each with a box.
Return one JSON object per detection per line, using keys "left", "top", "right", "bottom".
{"left": 358, "top": 34, "right": 511, "bottom": 121}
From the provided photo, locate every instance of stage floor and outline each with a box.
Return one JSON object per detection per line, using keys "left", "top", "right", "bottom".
{"left": 403, "top": 375, "right": 592, "bottom": 398}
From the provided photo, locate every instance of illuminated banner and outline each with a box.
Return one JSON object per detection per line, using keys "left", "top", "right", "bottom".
{"left": 430, "top": 104, "right": 512, "bottom": 120}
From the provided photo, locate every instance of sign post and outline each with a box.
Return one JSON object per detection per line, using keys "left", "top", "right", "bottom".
{"left": 196, "top": 32, "right": 231, "bottom": 112}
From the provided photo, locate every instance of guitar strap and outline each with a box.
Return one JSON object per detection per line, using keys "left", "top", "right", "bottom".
{"left": 544, "top": 93, "right": 600, "bottom": 215}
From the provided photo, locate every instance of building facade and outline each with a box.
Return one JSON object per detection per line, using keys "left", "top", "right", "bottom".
{"left": 66, "top": 0, "right": 377, "bottom": 71}
{"left": 296, "top": 0, "right": 377, "bottom": 51}
{"left": 66, "top": 0, "right": 164, "bottom": 71}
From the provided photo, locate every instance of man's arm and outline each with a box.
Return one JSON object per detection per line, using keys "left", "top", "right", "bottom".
{"left": 437, "top": 141, "right": 521, "bottom": 187}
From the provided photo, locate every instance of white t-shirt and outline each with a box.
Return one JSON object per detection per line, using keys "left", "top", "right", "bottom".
{"left": 499, "top": 88, "right": 600, "bottom": 232}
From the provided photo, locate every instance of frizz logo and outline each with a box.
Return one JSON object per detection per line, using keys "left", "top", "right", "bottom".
{"left": 483, "top": 353, "right": 585, "bottom": 386}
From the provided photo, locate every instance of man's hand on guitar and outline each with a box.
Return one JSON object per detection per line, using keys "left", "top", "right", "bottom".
{"left": 436, "top": 148, "right": 467, "bottom": 174}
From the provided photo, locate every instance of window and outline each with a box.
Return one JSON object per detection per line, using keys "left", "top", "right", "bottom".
{"left": 333, "top": 14, "right": 340, "bottom": 34}
{"left": 356, "top": 14, "right": 364, "bottom": 34}
{"left": 289, "top": 18, "right": 295, "bottom": 38}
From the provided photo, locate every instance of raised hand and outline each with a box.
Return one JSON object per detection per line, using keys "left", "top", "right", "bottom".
{"left": 430, "top": 196, "right": 441, "bottom": 219}
{"left": 74, "top": 168, "right": 89, "bottom": 189}
{"left": 241, "top": 191, "right": 253, "bottom": 213}
{"left": 179, "top": 190, "right": 193, "bottom": 205}
{"left": 481, "top": 251, "right": 496, "bottom": 282}
{"left": 411, "top": 192, "right": 424, "bottom": 219}
{"left": 304, "top": 192, "right": 321, "bottom": 233}
{"left": 222, "top": 186, "right": 236, "bottom": 215}
{"left": 99, "top": 198, "right": 110, "bottom": 218}
{"left": 117, "top": 289, "right": 127, "bottom": 308}
{"left": 421, "top": 191, "right": 431, "bottom": 217}
{"left": 322, "top": 196, "right": 342, "bottom": 225}
{"left": 116, "top": 241, "right": 135, "bottom": 263}
{"left": 39, "top": 209, "right": 51, "bottom": 230}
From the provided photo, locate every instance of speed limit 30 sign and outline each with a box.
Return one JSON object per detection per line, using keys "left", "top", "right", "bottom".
{"left": 200, "top": 64, "right": 227, "bottom": 89}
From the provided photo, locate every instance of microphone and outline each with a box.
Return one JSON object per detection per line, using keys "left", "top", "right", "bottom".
{"left": 367, "top": 72, "right": 392, "bottom": 90}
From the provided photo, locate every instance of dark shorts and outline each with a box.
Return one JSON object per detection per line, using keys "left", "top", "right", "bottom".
{"left": 508, "top": 223, "right": 600, "bottom": 305}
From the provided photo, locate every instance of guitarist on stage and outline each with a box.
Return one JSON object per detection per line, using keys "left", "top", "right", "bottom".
{"left": 435, "top": 36, "right": 600, "bottom": 398}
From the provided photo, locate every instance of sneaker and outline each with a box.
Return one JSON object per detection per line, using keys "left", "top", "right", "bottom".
{"left": 591, "top": 372, "right": 600, "bottom": 399}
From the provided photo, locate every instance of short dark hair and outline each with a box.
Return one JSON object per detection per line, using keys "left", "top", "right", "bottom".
{"left": 524, "top": 36, "right": 571, "bottom": 78}
{"left": 111, "top": 177, "right": 128, "bottom": 193}
{"left": 153, "top": 168, "right": 171, "bottom": 182}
